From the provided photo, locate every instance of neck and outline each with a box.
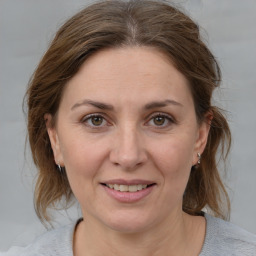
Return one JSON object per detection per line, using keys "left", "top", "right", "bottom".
{"left": 73, "top": 211, "right": 205, "bottom": 256}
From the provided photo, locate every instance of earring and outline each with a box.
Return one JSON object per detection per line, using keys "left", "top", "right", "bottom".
{"left": 57, "top": 164, "right": 62, "bottom": 173}
{"left": 197, "top": 152, "right": 201, "bottom": 165}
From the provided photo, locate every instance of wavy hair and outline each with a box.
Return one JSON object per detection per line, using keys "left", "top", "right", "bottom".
{"left": 24, "top": 0, "right": 231, "bottom": 224}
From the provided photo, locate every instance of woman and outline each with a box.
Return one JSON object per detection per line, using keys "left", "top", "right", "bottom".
{"left": 2, "top": 0, "right": 256, "bottom": 255}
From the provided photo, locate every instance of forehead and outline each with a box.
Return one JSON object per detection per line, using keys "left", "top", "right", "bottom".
{"left": 61, "top": 46, "right": 193, "bottom": 109}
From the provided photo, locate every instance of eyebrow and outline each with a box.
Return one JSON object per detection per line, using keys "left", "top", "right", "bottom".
{"left": 71, "top": 99, "right": 183, "bottom": 111}
{"left": 71, "top": 99, "right": 114, "bottom": 111}
{"left": 144, "top": 99, "right": 183, "bottom": 109}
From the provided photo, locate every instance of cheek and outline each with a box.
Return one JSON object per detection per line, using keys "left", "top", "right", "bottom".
{"left": 59, "top": 135, "right": 109, "bottom": 194}
{"left": 153, "top": 138, "right": 194, "bottom": 172}
{"left": 151, "top": 136, "right": 195, "bottom": 189}
{"left": 60, "top": 131, "right": 106, "bottom": 168}
{"left": 152, "top": 140, "right": 194, "bottom": 209}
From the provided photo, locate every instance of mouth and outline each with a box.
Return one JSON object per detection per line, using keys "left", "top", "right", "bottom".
{"left": 100, "top": 180, "right": 156, "bottom": 202}
{"left": 101, "top": 183, "right": 156, "bottom": 192}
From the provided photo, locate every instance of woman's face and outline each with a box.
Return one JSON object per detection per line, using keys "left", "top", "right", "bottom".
{"left": 47, "top": 46, "right": 209, "bottom": 233}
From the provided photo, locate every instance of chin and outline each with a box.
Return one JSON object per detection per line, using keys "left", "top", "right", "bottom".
{"left": 102, "top": 211, "right": 156, "bottom": 234}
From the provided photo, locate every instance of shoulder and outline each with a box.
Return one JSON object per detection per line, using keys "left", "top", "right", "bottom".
{"left": 0, "top": 221, "right": 77, "bottom": 256}
{"left": 200, "top": 213, "right": 256, "bottom": 256}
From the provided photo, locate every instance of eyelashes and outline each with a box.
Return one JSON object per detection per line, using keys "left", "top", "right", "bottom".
{"left": 146, "top": 113, "right": 175, "bottom": 128}
{"left": 81, "top": 113, "right": 109, "bottom": 128}
{"left": 81, "top": 112, "right": 176, "bottom": 129}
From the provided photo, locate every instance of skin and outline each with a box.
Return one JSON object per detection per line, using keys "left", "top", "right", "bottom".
{"left": 46, "top": 46, "right": 210, "bottom": 256}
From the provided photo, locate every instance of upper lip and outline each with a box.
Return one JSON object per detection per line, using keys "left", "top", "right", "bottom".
{"left": 101, "top": 179, "right": 156, "bottom": 185}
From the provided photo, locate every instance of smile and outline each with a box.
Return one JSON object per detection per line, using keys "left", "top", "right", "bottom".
{"left": 101, "top": 181, "right": 156, "bottom": 203}
{"left": 105, "top": 184, "right": 150, "bottom": 192}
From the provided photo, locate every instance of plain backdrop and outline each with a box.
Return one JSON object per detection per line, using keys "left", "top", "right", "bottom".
{"left": 0, "top": 0, "right": 256, "bottom": 251}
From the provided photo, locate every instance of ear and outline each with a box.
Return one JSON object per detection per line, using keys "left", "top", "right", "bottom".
{"left": 192, "top": 112, "right": 212, "bottom": 165}
{"left": 44, "top": 114, "right": 64, "bottom": 166}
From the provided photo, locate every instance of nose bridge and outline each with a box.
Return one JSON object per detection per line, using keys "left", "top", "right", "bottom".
{"left": 110, "top": 122, "right": 146, "bottom": 169}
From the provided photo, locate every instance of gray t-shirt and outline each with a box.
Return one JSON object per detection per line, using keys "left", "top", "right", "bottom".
{"left": 2, "top": 213, "right": 256, "bottom": 255}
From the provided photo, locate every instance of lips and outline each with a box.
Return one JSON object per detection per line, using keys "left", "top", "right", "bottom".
{"left": 100, "top": 179, "right": 156, "bottom": 202}
{"left": 101, "top": 179, "right": 155, "bottom": 192}
{"left": 101, "top": 179, "right": 155, "bottom": 185}
{"left": 106, "top": 184, "right": 148, "bottom": 192}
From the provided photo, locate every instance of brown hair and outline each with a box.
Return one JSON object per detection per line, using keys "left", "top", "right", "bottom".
{"left": 25, "top": 0, "right": 231, "bottom": 224}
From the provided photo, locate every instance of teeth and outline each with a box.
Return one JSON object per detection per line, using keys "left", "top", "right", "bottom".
{"left": 106, "top": 184, "right": 149, "bottom": 192}
{"left": 128, "top": 185, "right": 137, "bottom": 192}
{"left": 137, "top": 184, "right": 142, "bottom": 191}
{"left": 119, "top": 185, "right": 128, "bottom": 192}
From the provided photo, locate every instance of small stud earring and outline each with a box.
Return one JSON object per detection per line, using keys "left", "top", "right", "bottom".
{"left": 197, "top": 152, "right": 201, "bottom": 165}
{"left": 57, "top": 164, "right": 62, "bottom": 173}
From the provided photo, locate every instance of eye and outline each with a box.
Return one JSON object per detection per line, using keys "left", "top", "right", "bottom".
{"left": 146, "top": 113, "right": 174, "bottom": 128}
{"left": 153, "top": 116, "right": 166, "bottom": 126}
{"left": 82, "top": 114, "right": 108, "bottom": 128}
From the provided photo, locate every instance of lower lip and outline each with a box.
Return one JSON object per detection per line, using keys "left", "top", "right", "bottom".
{"left": 102, "top": 185, "right": 155, "bottom": 203}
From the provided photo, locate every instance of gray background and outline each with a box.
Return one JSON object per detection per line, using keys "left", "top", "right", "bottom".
{"left": 0, "top": 0, "right": 256, "bottom": 251}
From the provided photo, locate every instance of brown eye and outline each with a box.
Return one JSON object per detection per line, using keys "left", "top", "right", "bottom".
{"left": 153, "top": 116, "right": 166, "bottom": 126}
{"left": 146, "top": 113, "right": 174, "bottom": 128}
{"left": 91, "top": 116, "right": 103, "bottom": 126}
{"left": 83, "top": 114, "right": 108, "bottom": 128}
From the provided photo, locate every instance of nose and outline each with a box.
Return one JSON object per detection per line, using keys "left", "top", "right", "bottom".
{"left": 109, "top": 125, "right": 147, "bottom": 170}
